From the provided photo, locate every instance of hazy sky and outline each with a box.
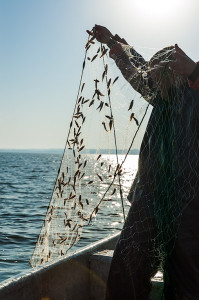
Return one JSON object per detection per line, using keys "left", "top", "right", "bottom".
{"left": 0, "top": 0, "right": 198, "bottom": 149}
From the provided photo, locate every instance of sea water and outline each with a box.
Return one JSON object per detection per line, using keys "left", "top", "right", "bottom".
{"left": 0, "top": 151, "right": 138, "bottom": 283}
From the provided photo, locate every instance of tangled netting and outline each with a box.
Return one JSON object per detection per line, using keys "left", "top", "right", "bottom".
{"left": 31, "top": 31, "right": 199, "bottom": 276}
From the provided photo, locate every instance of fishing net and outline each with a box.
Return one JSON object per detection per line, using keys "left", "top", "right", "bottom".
{"left": 30, "top": 30, "right": 199, "bottom": 295}
{"left": 30, "top": 33, "right": 147, "bottom": 267}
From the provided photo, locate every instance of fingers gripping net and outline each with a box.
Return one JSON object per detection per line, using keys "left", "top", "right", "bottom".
{"left": 30, "top": 34, "right": 149, "bottom": 267}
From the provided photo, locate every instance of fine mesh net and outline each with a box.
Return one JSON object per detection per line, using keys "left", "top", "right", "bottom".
{"left": 30, "top": 30, "right": 199, "bottom": 285}
{"left": 30, "top": 33, "right": 146, "bottom": 267}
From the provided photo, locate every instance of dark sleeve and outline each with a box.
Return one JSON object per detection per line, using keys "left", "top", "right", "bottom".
{"left": 109, "top": 42, "right": 154, "bottom": 102}
{"left": 188, "top": 62, "right": 199, "bottom": 90}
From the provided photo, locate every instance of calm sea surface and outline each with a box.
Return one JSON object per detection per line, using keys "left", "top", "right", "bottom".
{"left": 0, "top": 151, "right": 138, "bottom": 283}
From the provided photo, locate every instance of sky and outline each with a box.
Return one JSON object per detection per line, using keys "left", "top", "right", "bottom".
{"left": 0, "top": 0, "right": 198, "bottom": 149}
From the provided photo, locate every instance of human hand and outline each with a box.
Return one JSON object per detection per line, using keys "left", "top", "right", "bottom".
{"left": 93, "top": 24, "right": 113, "bottom": 44}
{"left": 114, "top": 34, "right": 128, "bottom": 45}
{"left": 160, "top": 44, "right": 197, "bottom": 77}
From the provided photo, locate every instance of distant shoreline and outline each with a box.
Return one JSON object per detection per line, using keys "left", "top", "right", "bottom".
{"left": 0, "top": 148, "right": 140, "bottom": 155}
{"left": 0, "top": 149, "right": 64, "bottom": 154}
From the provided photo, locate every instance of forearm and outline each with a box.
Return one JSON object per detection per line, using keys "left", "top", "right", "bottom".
{"left": 93, "top": 25, "right": 151, "bottom": 98}
{"left": 108, "top": 41, "right": 152, "bottom": 101}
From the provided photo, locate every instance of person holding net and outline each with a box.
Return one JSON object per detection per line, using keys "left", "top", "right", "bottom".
{"left": 94, "top": 25, "right": 199, "bottom": 300}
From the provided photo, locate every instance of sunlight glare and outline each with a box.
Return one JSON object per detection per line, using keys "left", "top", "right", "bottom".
{"left": 131, "top": 0, "right": 182, "bottom": 20}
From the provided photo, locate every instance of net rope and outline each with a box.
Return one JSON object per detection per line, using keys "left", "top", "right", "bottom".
{"left": 30, "top": 30, "right": 199, "bottom": 290}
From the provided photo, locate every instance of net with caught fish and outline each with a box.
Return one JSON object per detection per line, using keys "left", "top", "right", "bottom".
{"left": 30, "top": 29, "right": 199, "bottom": 289}
{"left": 30, "top": 31, "right": 148, "bottom": 267}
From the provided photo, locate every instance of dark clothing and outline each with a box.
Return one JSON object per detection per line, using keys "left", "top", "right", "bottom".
{"left": 106, "top": 198, "right": 159, "bottom": 300}
{"left": 106, "top": 43, "right": 199, "bottom": 299}
{"left": 106, "top": 194, "right": 199, "bottom": 300}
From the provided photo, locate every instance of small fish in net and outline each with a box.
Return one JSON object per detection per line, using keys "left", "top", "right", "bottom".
{"left": 31, "top": 27, "right": 199, "bottom": 300}
{"left": 30, "top": 30, "right": 143, "bottom": 267}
